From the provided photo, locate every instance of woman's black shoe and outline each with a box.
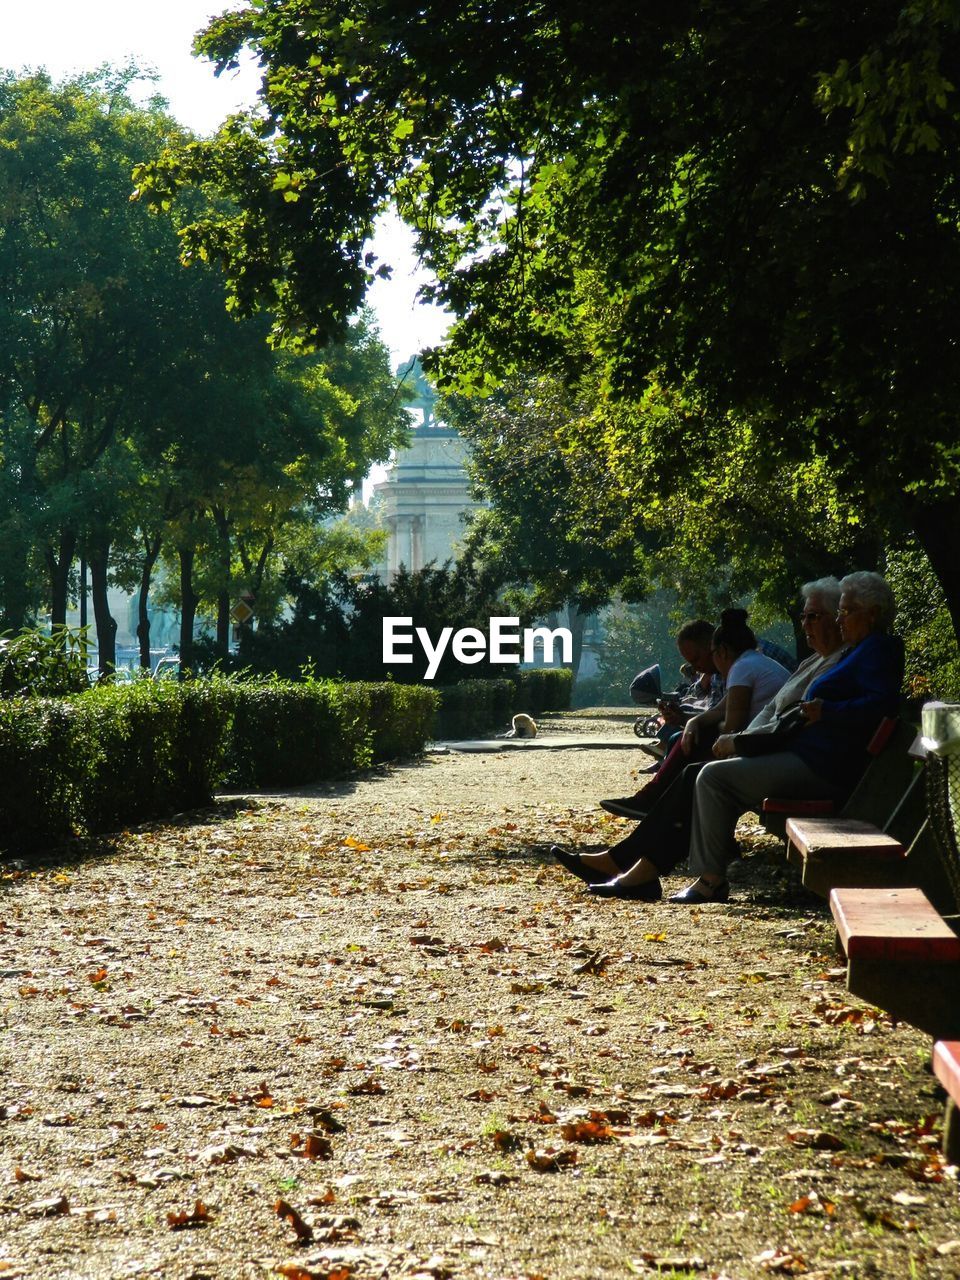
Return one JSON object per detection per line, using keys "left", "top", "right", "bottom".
{"left": 588, "top": 875, "right": 662, "bottom": 901}
{"left": 668, "top": 880, "right": 730, "bottom": 904}
{"left": 550, "top": 846, "right": 610, "bottom": 885}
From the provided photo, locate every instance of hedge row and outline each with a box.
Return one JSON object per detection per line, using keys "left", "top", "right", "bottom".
{"left": 0, "top": 677, "right": 438, "bottom": 852}
{"left": 434, "top": 667, "right": 573, "bottom": 739}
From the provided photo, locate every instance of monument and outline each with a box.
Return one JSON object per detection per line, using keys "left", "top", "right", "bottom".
{"left": 373, "top": 357, "right": 483, "bottom": 578}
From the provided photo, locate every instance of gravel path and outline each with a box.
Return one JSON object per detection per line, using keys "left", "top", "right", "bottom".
{"left": 1, "top": 710, "right": 959, "bottom": 1279}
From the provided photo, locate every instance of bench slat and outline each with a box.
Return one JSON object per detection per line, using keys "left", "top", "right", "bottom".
{"left": 787, "top": 817, "right": 906, "bottom": 860}
{"left": 830, "top": 887, "right": 960, "bottom": 963}
{"left": 934, "top": 1041, "right": 960, "bottom": 1104}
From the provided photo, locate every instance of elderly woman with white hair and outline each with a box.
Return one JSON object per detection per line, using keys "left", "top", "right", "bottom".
{"left": 589, "top": 571, "right": 904, "bottom": 905}
{"left": 568, "top": 576, "right": 844, "bottom": 899}
{"left": 668, "top": 570, "right": 903, "bottom": 903}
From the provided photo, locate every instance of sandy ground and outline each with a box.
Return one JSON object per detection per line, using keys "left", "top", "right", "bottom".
{"left": 1, "top": 709, "right": 959, "bottom": 1280}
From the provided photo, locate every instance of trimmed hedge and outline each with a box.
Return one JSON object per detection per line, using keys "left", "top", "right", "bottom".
{"left": 433, "top": 667, "right": 573, "bottom": 739}
{"left": 513, "top": 667, "right": 573, "bottom": 715}
{"left": 0, "top": 677, "right": 438, "bottom": 852}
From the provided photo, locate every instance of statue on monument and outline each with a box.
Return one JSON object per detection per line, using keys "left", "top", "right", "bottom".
{"left": 396, "top": 354, "right": 437, "bottom": 429}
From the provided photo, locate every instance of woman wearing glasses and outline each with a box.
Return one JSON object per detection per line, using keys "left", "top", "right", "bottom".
{"left": 661, "top": 570, "right": 903, "bottom": 903}
{"left": 561, "top": 578, "right": 848, "bottom": 899}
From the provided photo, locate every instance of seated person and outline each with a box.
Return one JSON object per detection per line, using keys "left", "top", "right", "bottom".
{"left": 601, "top": 608, "right": 788, "bottom": 819}
{"left": 587, "top": 571, "right": 903, "bottom": 903}
{"left": 713, "top": 579, "right": 845, "bottom": 756}
{"left": 554, "top": 578, "right": 846, "bottom": 897}
{"left": 756, "top": 635, "right": 799, "bottom": 674}
{"left": 603, "top": 619, "right": 722, "bottom": 817}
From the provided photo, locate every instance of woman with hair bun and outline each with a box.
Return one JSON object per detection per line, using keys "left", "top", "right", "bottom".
{"left": 662, "top": 571, "right": 904, "bottom": 904}
{"left": 678, "top": 609, "right": 791, "bottom": 761}
{"left": 555, "top": 607, "right": 790, "bottom": 899}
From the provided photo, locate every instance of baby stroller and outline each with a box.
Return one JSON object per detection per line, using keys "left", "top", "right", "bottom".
{"left": 629, "top": 664, "right": 664, "bottom": 738}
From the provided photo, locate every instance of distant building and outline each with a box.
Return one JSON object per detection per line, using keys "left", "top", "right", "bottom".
{"left": 373, "top": 356, "right": 484, "bottom": 578}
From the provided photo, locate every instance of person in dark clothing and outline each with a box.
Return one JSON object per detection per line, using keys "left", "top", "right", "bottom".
{"left": 588, "top": 571, "right": 903, "bottom": 904}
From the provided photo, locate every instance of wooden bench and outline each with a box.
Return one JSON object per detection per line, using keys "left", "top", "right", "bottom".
{"left": 933, "top": 1041, "right": 960, "bottom": 1164}
{"left": 829, "top": 886, "right": 960, "bottom": 1038}
{"left": 786, "top": 817, "right": 908, "bottom": 897}
{"left": 761, "top": 718, "right": 954, "bottom": 901}
{"left": 761, "top": 717, "right": 914, "bottom": 837}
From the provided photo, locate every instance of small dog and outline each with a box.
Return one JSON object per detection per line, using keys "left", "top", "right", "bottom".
{"left": 499, "top": 713, "right": 537, "bottom": 739}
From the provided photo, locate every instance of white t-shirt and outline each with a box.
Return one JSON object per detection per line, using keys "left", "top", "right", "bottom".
{"left": 726, "top": 649, "right": 791, "bottom": 721}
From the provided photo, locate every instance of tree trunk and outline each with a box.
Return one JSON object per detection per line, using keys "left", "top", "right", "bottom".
{"left": 910, "top": 499, "right": 960, "bottom": 645}
{"left": 1, "top": 533, "right": 31, "bottom": 632}
{"left": 136, "top": 532, "right": 163, "bottom": 670}
{"left": 565, "top": 602, "right": 587, "bottom": 676}
{"left": 216, "top": 592, "right": 231, "bottom": 654}
{"left": 46, "top": 529, "right": 76, "bottom": 629}
{"left": 212, "top": 506, "right": 232, "bottom": 657}
{"left": 89, "top": 540, "right": 117, "bottom": 675}
{"left": 179, "top": 544, "right": 200, "bottom": 672}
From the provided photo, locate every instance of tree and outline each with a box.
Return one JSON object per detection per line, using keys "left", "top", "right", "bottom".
{"left": 0, "top": 70, "right": 408, "bottom": 670}
{"left": 137, "top": 1, "right": 960, "bottom": 636}
{"left": 445, "top": 373, "right": 650, "bottom": 672}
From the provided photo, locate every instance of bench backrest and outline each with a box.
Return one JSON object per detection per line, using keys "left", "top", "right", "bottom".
{"left": 840, "top": 718, "right": 922, "bottom": 830}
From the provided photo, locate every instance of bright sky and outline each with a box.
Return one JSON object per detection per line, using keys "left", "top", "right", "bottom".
{"left": 3, "top": 0, "right": 451, "bottom": 370}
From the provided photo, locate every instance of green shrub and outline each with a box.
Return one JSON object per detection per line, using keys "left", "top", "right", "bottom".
{"left": 0, "top": 676, "right": 437, "bottom": 853}
{"left": 173, "top": 678, "right": 236, "bottom": 806}
{"left": 364, "top": 681, "right": 438, "bottom": 763}
{"left": 221, "top": 678, "right": 439, "bottom": 788}
{"left": 0, "top": 698, "right": 82, "bottom": 848}
{"left": 570, "top": 674, "right": 621, "bottom": 708}
{"left": 0, "top": 626, "right": 89, "bottom": 698}
{"left": 223, "top": 680, "right": 369, "bottom": 788}
{"left": 433, "top": 668, "right": 573, "bottom": 738}
{"left": 434, "top": 678, "right": 515, "bottom": 738}
{"left": 513, "top": 667, "right": 573, "bottom": 714}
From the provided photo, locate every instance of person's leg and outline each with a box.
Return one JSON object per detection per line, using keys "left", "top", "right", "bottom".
{"left": 602, "top": 729, "right": 714, "bottom": 818}
{"left": 685, "top": 752, "right": 845, "bottom": 885}
{"left": 584, "top": 765, "right": 708, "bottom": 898}
{"left": 606, "top": 763, "right": 705, "bottom": 873}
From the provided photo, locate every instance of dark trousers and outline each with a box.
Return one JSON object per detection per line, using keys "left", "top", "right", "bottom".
{"left": 609, "top": 761, "right": 706, "bottom": 874}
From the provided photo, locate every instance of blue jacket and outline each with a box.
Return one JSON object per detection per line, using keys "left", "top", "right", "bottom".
{"left": 789, "top": 631, "right": 905, "bottom": 787}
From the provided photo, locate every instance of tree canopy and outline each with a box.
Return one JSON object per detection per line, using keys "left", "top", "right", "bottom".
{"left": 135, "top": 0, "right": 960, "bottom": 636}
{"left": 0, "top": 69, "right": 408, "bottom": 664}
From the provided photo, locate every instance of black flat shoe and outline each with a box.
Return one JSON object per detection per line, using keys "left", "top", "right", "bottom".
{"left": 550, "top": 846, "right": 611, "bottom": 886}
{"left": 588, "top": 875, "right": 662, "bottom": 901}
{"left": 668, "top": 880, "right": 730, "bottom": 904}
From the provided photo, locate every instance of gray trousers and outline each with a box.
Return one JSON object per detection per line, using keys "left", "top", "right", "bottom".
{"left": 688, "top": 753, "right": 846, "bottom": 879}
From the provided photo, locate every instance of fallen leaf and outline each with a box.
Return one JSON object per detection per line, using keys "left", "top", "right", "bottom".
{"left": 303, "top": 1134, "right": 333, "bottom": 1161}
{"left": 491, "top": 1130, "right": 523, "bottom": 1152}
{"left": 474, "top": 1170, "right": 520, "bottom": 1186}
{"left": 166, "top": 1199, "right": 212, "bottom": 1230}
{"left": 347, "top": 1077, "right": 385, "bottom": 1096}
{"left": 788, "top": 1192, "right": 835, "bottom": 1216}
{"left": 525, "top": 1147, "right": 578, "bottom": 1171}
{"left": 23, "top": 1195, "right": 69, "bottom": 1217}
{"left": 275, "top": 1197, "right": 314, "bottom": 1244}
{"left": 195, "top": 1141, "right": 260, "bottom": 1165}
{"left": 753, "top": 1247, "right": 808, "bottom": 1273}
{"left": 786, "top": 1129, "right": 845, "bottom": 1151}
{"left": 559, "top": 1119, "right": 613, "bottom": 1144}
{"left": 306, "top": 1188, "right": 337, "bottom": 1207}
